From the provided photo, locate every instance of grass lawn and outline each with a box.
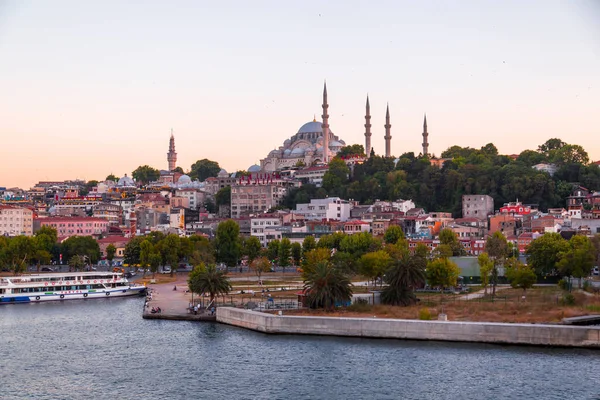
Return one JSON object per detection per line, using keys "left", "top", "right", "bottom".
{"left": 285, "top": 287, "right": 600, "bottom": 324}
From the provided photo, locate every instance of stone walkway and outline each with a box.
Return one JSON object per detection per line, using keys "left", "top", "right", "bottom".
{"left": 458, "top": 286, "right": 510, "bottom": 301}
{"left": 143, "top": 280, "right": 215, "bottom": 321}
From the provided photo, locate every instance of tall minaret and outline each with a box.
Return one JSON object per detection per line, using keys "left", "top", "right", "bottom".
{"left": 167, "top": 129, "right": 177, "bottom": 171}
{"left": 321, "top": 81, "right": 330, "bottom": 163}
{"left": 364, "top": 95, "right": 372, "bottom": 156}
{"left": 384, "top": 104, "right": 392, "bottom": 157}
{"left": 422, "top": 114, "right": 429, "bottom": 156}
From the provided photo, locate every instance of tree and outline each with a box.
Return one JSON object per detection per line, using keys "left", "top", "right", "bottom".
{"left": 433, "top": 244, "right": 453, "bottom": 259}
{"left": 505, "top": 259, "right": 536, "bottom": 295}
{"left": 426, "top": 258, "right": 460, "bottom": 292}
{"left": 124, "top": 236, "right": 144, "bottom": 266}
{"left": 149, "top": 251, "right": 162, "bottom": 278}
{"left": 302, "top": 261, "right": 352, "bottom": 310}
{"left": 302, "top": 236, "right": 316, "bottom": 255}
{"left": 105, "top": 174, "right": 118, "bottom": 182}
{"left": 267, "top": 239, "right": 280, "bottom": 264}
{"left": 189, "top": 235, "right": 215, "bottom": 266}
{"left": 131, "top": 165, "right": 160, "bottom": 185}
{"left": 243, "top": 236, "right": 262, "bottom": 266}
{"left": 557, "top": 235, "right": 595, "bottom": 287}
{"left": 161, "top": 234, "right": 180, "bottom": 276}
{"left": 249, "top": 256, "right": 271, "bottom": 282}
{"left": 1, "top": 236, "right": 34, "bottom": 274}
{"left": 439, "top": 228, "right": 465, "bottom": 256}
{"left": 106, "top": 244, "right": 116, "bottom": 267}
{"left": 302, "top": 248, "right": 331, "bottom": 275}
{"left": 173, "top": 166, "right": 185, "bottom": 174}
{"left": 552, "top": 144, "right": 589, "bottom": 165}
{"left": 381, "top": 254, "right": 426, "bottom": 306}
{"left": 188, "top": 263, "right": 232, "bottom": 306}
{"left": 139, "top": 240, "right": 153, "bottom": 275}
{"left": 526, "top": 233, "right": 569, "bottom": 276}
{"left": 68, "top": 255, "right": 85, "bottom": 272}
{"left": 359, "top": 250, "right": 392, "bottom": 287}
{"left": 189, "top": 159, "right": 221, "bottom": 182}
{"left": 33, "top": 226, "right": 57, "bottom": 271}
{"left": 278, "top": 238, "right": 292, "bottom": 272}
{"left": 61, "top": 236, "right": 100, "bottom": 264}
{"left": 322, "top": 157, "right": 349, "bottom": 195}
{"left": 215, "top": 220, "right": 241, "bottom": 269}
{"left": 337, "top": 144, "right": 365, "bottom": 158}
{"left": 383, "top": 225, "right": 404, "bottom": 244}
{"left": 215, "top": 186, "right": 231, "bottom": 207}
{"left": 291, "top": 242, "right": 302, "bottom": 266}
{"left": 486, "top": 231, "right": 508, "bottom": 296}
{"left": 477, "top": 253, "right": 494, "bottom": 295}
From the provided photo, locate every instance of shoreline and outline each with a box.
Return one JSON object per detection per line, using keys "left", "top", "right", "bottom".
{"left": 216, "top": 307, "right": 600, "bottom": 349}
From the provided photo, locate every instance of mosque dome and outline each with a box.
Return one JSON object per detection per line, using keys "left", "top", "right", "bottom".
{"left": 217, "top": 168, "right": 228, "bottom": 178}
{"left": 178, "top": 175, "right": 192, "bottom": 184}
{"left": 297, "top": 121, "right": 323, "bottom": 134}
{"left": 291, "top": 147, "right": 306, "bottom": 157}
{"left": 283, "top": 139, "right": 291, "bottom": 147}
{"left": 248, "top": 164, "right": 261, "bottom": 173}
{"left": 117, "top": 175, "right": 135, "bottom": 187}
{"left": 330, "top": 140, "right": 344, "bottom": 148}
{"left": 283, "top": 149, "right": 292, "bottom": 157}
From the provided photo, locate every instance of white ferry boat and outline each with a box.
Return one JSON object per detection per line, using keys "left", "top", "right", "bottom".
{"left": 0, "top": 271, "right": 146, "bottom": 304}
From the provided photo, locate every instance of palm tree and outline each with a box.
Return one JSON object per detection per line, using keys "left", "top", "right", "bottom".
{"left": 303, "top": 261, "right": 352, "bottom": 310}
{"left": 381, "top": 255, "right": 426, "bottom": 306}
{"left": 188, "top": 263, "right": 232, "bottom": 307}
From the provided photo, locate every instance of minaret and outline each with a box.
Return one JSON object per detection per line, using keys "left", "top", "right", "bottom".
{"left": 364, "top": 95, "right": 372, "bottom": 156}
{"left": 167, "top": 129, "right": 177, "bottom": 171}
{"left": 321, "top": 82, "right": 330, "bottom": 163}
{"left": 384, "top": 104, "right": 392, "bottom": 157}
{"left": 422, "top": 114, "right": 429, "bottom": 156}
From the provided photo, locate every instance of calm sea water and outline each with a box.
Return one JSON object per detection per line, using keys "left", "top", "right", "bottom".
{"left": 1, "top": 298, "right": 599, "bottom": 400}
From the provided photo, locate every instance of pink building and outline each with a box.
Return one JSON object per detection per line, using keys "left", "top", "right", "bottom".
{"left": 35, "top": 217, "right": 109, "bottom": 238}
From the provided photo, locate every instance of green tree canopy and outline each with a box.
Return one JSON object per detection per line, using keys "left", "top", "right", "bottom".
{"left": 426, "top": 258, "right": 460, "bottom": 291}
{"left": 131, "top": 165, "right": 160, "bottom": 185}
{"left": 188, "top": 263, "right": 232, "bottom": 305}
{"left": 383, "top": 225, "right": 404, "bottom": 244}
{"left": 215, "top": 186, "right": 231, "bottom": 207}
{"left": 243, "top": 236, "right": 262, "bottom": 266}
{"left": 557, "top": 235, "right": 594, "bottom": 284}
{"left": 505, "top": 258, "right": 537, "bottom": 294}
{"left": 189, "top": 159, "right": 221, "bottom": 182}
{"left": 526, "top": 233, "right": 569, "bottom": 276}
{"left": 215, "top": 220, "right": 241, "bottom": 269}
{"left": 359, "top": 250, "right": 392, "bottom": 287}
{"left": 303, "top": 261, "right": 352, "bottom": 310}
{"left": 337, "top": 144, "right": 365, "bottom": 158}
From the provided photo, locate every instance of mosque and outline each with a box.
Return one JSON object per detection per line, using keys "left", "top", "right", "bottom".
{"left": 258, "top": 83, "right": 430, "bottom": 172}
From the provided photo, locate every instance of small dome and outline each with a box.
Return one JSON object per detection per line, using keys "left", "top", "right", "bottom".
{"left": 248, "top": 164, "right": 261, "bottom": 173}
{"left": 297, "top": 121, "right": 322, "bottom": 134}
{"left": 330, "top": 140, "right": 343, "bottom": 147}
{"left": 118, "top": 174, "right": 135, "bottom": 186}
{"left": 217, "top": 168, "right": 228, "bottom": 177}
{"left": 283, "top": 139, "right": 291, "bottom": 147}
{"left": 178, "top": 175, "right": 192, "bottom": 184}
{"left": 291, "top": 147, "right": 306, "bottom": 156}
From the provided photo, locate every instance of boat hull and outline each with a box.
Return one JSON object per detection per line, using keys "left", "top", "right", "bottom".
{"left": 0, "top": 286, "right": 146, "bottom": 304}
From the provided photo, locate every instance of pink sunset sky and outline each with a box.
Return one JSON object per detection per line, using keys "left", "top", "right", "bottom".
{"left": 1, "top": 0, "right": 599, "bottom": 188}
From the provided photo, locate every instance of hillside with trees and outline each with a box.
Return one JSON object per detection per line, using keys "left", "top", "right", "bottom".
{"left": 284, "top": 138, "right": 599, "bottom": 215}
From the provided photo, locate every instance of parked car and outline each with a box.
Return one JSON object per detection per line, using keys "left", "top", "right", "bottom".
{"left": 160, "top": 266, "right": 172, "bottom": 274}
{"left": 593, "top": 267, "right": 599, "bottom": 276}
{"left": 41, "top": 267, "right": 54, "bottom": 272}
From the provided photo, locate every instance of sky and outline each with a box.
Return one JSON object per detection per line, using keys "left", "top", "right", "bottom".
{"left": 1, "top": 0, "right": 599, "bottom": 189}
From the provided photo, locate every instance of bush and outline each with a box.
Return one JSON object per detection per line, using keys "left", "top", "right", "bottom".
{"left": 418, "top": 307, "right": 432, "bottom": 320}
{"left": 561, "top": 293, "right": 576, "bottom": 306}
{"left": 583, "top": 280, "right": 591, "bottom": 292}
{"left": 557, "top": 278, "right": 568, "bottom": 291}
{"left": 347, "top": 298, "right": 371, "bottom": 312}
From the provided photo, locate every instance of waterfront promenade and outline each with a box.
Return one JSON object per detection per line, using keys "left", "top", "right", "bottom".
{"left": 142, "top": 279, "right": 215, "bottom": 321}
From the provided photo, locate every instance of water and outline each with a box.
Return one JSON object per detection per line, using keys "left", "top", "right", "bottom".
{"left": 1, "top": 298, "right": 599, "bottom": 400}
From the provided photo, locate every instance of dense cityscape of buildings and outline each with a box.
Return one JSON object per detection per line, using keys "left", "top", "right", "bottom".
{"left": 2, "top": 84, "right": 600, "bottom": 262}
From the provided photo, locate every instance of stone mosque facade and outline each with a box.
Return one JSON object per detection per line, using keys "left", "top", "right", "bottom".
{"left": 260, "top": 83, "right": 346, "bottom": 172}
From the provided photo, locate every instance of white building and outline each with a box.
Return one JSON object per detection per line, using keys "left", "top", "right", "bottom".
{"left": 370, "top": 199, "right": 416, "bottom": 213}
{"left": 532, "top": 163, "right": 558, "bottom": 176}
{"left": 295, "top": 197, "right": 352, "bottom": 221}
{"left": 0, "top": 205, "right": 34, "bottom": 236}
{"left": 294, "top": 166, "right": 329, "bottom": 187}
{"left": 175, "top": 189, "right": 209, "bottom": 211}
{"left": 250, "top": 215, "right": 283, "bottom": 247}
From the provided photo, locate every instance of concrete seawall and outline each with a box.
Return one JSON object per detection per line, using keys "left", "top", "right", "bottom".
{"left": 216, "top": 307, "right": 600, "bottom": 348}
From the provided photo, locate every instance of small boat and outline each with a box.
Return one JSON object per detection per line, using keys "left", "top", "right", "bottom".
{"left": 0, "top": 271, "right": 147, "bottom": 304}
